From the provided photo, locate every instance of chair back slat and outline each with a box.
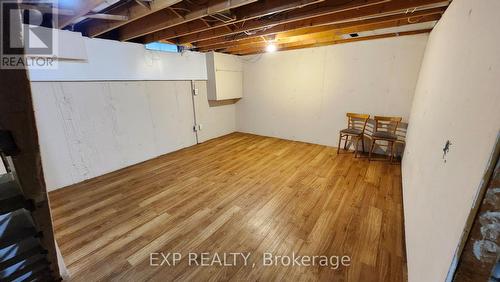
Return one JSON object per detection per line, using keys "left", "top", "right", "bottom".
{"left": 346, "top": 113, "right": 370, "bottom": 132}
{"left": 373, "top": 116, "right": 402, "bottom": 135}
{"left": 347, "top": 113, "right": 370, "bottom": 119}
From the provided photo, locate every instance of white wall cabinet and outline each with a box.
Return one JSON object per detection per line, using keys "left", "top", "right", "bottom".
{"left": 206, "top": 52, "right": 243, "bottom": 100}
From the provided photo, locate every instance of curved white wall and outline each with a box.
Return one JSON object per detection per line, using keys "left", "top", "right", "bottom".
{"left": 402, "top": 0, "right": 500, "bottom": 281}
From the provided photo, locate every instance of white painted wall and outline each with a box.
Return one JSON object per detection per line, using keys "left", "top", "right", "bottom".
{"left": 237, "top": 34, "right": 428, "bottom": 150}
{"left": 193, "top": 81, "right": 237, "bottom": 143}
{"left": 28, "top": 36, "right": 207, "bottom": 81}
{"left": 402, "top": 0, "right": 500, "bottom": 281}
{"left": 32, "top": 80, "right": 237, "bottom": 191}
{"left": 28, "top": 34, "right": 236, "bottom": 191}
{"left": 32, "top": 81, "right": 197, "bottom": 191}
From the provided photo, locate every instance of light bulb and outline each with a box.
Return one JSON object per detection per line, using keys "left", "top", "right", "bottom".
{"left": 265, "top": 44, "right": 277, "bottom": 53}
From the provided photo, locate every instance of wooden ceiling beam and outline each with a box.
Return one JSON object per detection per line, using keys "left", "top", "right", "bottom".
{"left": 82, "top": 0, "right": 182, "bottom": 38}
{"left": 199, "top": 8, "right": 443, "bottom": 52}
{"left": 118, "top": 0, "right": 259, "bottom": 41}
{"left": 202, "top": 37, "right": 264, "bottom": 51}
{"left": 134, "top": 0, "right": 152, "bottom": 10}
{"left": 195, "top": 4, "right": 446, "bottom": 48}
{"left": 222, "top": 14, "right": 440, "bottom": 53}
{"left": 143, "top": 0, "right": 326, "bottom": 44}
{"left": 85, "top": 13, "right": 129, "bottom": 21}
{"left": 227, "top": 32, "right": 342, "bottom": 53}
{"left": 178, "top": 0, "right": 390, "bottom": 44}
{"left": 57, "top": 0, "right": 107, "bottom": 28}
{"left": 233, "top": 29, "right": 432, "bottom": 55}
{"left": 182, "top": 0, "right": 449, "bottom": 47}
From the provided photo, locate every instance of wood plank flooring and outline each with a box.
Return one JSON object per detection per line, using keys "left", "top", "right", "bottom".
{"left": 49, "top": 132, "right": 407, "bottom": 282}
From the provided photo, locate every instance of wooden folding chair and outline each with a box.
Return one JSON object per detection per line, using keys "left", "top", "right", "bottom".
{"left": 368, "top": 116, "right": 402, "bottom": 162}
{"left": 337, "top": 113, "right": 370, "bottom": 158}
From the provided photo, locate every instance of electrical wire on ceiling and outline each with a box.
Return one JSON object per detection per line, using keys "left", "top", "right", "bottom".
{"left": 243, "top": 25, "right": 273, "bottom": 36}
{"left": 243, "top": 30, "right": 257, "bottom": 35}
{"left": 405, "top": 7, "right": 418, "bottom": 14}
{"left": 207, "top": 13, "right": 234, "bottom": 23}
{"left": 170, "top": 7, "right": 191, "bottom": 12}
{"left": 214, "top": 13, "right": 234, "bottom": 22}
{"left": 236, "top": 6, "right": 303, "bottom": 37}
{"left": 231, "top": 5, "right": 294, "bottom": 36}
{"left": 250, "top": 0, "right": 356, "bottom": 24}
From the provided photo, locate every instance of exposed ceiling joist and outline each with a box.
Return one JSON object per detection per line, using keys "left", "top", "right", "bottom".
{"left": 199, "top": 7, "right": 444, "bottom": 52}
{"left": 178, "top": 0, "right": 391, "bottom": 44}
{"left": 134, "top": 0, "right": 152, "bottom": 10}
{"left": 118, "top": 0, "right": 260, "bottom": 41}
{"left": 85, "top": 13, "right": 129, "bottom": 21}
{"left": 223, "top": 16, "right": 439, "bottom": 53}
{"left": 191, "top": 0, "right": 449, "bottom": 48}
{"left": 83, "top": 0, "right": 182, "bottom": 38}
{"left": 29, "top": 0, "right": 450, "bottom": 55}
{"left": 143, "top": 0, "right": 326, "bottom": 44}
{"left": 235, "top": 29, "right": 432, "bottom": 55}
{"left": 58, "top": 0, "right": 108, "bottom": 28}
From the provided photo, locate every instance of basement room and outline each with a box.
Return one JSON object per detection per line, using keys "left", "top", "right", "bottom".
{"left": 0, "top": 0, "right": 499, "bottom": 281}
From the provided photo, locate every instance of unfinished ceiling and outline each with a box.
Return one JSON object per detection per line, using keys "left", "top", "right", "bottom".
{"left": 43, "top": 0, "right": 450, "bottom": 54}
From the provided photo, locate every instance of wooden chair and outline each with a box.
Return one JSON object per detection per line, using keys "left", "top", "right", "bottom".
{"left": 337, "top": 113, "right": 370, "bottom": 158}
{"left": 368, "top": 116, "right": 402, "bottom": 162}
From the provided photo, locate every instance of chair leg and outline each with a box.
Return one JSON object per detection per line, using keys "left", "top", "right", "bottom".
{"left": 369, "top": 139, "right": 376, "bottom": 161}
{"left": 337, "top": 134, "right": 342, "bottom": 154}
{"left": 361, "top": 136, "right": 365, "bottom": 154}
{"left": 344, "top": 135, "right": 349, "bottom": 150}
{"left": 390, "top": 141, "right": 396, "bottom": 163}
{"left": 388, "top": 141, "right": 394, "bottom": 163}
{"left": 354, "top": 137, "right": 360, "bottom": 158}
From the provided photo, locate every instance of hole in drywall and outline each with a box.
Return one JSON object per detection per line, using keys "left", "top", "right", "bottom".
{"left": 443, "top": 140, "right": 452, "bottom": 163}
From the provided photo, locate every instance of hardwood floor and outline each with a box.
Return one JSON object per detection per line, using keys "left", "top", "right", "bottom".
{"left": 49, "top": 132, "right": 407, "bottom": 282}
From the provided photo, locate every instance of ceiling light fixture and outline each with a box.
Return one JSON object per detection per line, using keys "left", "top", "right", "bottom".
{"left": 265, "top": 44, "right": 277, "bottom": 53}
